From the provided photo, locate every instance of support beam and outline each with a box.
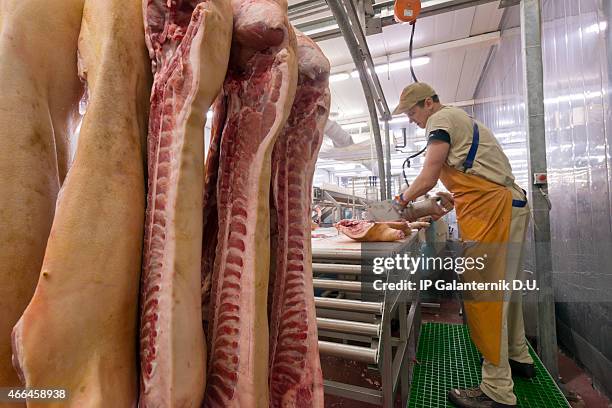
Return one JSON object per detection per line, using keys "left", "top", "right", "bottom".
{"left": 520, "top": 0, "right": 559, "bottom": 379}
{"left": 605, "top": 0, "right": 612, "bottom": 229}
{"left": 343, "top": 0, "right": 390, "bottom": 117}
{"left": 384, "top": 120, "right": 392, "bottom": 198}
{"left": 379, "top": 0, "right": 500, "bottom": 27}
{"left": 297, "top": 0, "right": 500, "bottom": 41}
{"left": 327, "top": 0, "right": 388, "bottom": 200}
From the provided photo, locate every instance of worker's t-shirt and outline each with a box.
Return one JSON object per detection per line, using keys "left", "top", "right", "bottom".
{"left": 426, "top": 106, "right": 526, "bottom": 201}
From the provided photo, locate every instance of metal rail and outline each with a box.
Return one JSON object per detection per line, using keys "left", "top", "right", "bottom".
{"left": 315, "top": 297, "right": 383, "bottom": 313}
{"left": 384, "top": 119, "right": 392, "bottom": 197}
{"left": 343, "top": 0, "right": 390, "bottom": 117}
{"left": 319, "top": 341, "right": 378, "bottom": 364}
{"left": 312, "top": 248, "right": 362, "bottom": 260}
{"left": 327, "top": 0, "right": 388, "bottom": 200}
{"left": 311, "top": 229, "right": 433, "bottom": 407}
{"left": 324, "top": 380, "right": 383, "bottom": 405}
{"left": 313, "top": 263, "right": 363, "bottom": 275}
{"left": 317, "top": 317, "right": 381, "bottom": 337}
{"left": 313, "top": 278, "right": 362, "bottom": 291}
{"left": 295, "top": 0, "right": 503, "bottom": 41}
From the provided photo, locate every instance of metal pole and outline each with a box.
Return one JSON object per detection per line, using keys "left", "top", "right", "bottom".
{"left": 343, "top": 0, "right": 391, "bottom": 116}
{"left": 384, "top": 120, "right": 392, "bottom": 199}
{"left": 352, "top": 178, "right": 356, "bottom": 217}
{"left": 327, "top": 0, "right": 387, "bottom": 200}
{"left": 520, "top": 0, "right": 558, "bottom": 378}
{"left": 605, "top": 0, "right": 612, "bottom": 201}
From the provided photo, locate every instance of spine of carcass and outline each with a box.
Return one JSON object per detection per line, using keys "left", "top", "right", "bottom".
{"left": 268, "top": 30, "right": 330, "bottom": 408}
{"left": 202, "top": 0, "right": 298, "bottom": 406}
{"left": 11, "top": 0, "right": 150, "bottom": 406}
{"left": 139, "top": 1, "right": 232, "bottom": 407}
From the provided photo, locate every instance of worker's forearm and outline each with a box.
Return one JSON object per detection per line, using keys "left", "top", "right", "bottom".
{"left": 400, "top": 176, "right": 435, "bottom": 203}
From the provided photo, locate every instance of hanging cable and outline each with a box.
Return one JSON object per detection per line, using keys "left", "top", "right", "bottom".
{"left": 538, "top": 186, "right": 552, "bottom": 210}
{"left": 409, "top": 21, "right": 418, "bottom": 83}
{"left": 400, "top": 20, "right": 424, "bottom": 188}
{"left": 401, "top": 145, "right": 426, "bottom": 187}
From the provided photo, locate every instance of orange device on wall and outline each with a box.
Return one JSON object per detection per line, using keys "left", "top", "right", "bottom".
{"left": 394, "top": 0, "right": 421, "bottom": 23}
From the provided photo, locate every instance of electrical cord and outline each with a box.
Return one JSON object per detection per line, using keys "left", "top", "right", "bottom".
{"left": 401, "top": 146, "right": 427, "bottom": 187}
{"left": 538, "top": 186, "right": 552, "bottom": 210}
{"left": 400, "top": 19, "right": 424, "bottom": 189}
{"left": 400, "top": 18, "right": 422, "bottom": 189}
{"left": 409, "top": 21, "right": 418, "bottom": 83}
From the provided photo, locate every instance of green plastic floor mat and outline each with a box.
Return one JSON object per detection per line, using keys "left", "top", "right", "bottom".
{"left": 408, "top": 323, "right": 569, "bottom": 408}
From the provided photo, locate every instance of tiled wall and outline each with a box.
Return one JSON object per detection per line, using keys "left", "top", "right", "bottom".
{"left": 473, "top": 0, "right": 612, "bottom": 396}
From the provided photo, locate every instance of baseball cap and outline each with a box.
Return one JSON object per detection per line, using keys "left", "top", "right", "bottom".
{"left": 392, "top": 82, "right": 437, "bottom": 115}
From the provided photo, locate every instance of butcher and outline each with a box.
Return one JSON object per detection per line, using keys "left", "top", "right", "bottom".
{"left": 392, "top": 82, "right": 534, "bottom": 408}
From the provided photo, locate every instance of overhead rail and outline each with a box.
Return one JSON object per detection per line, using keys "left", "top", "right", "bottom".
{"left": 327, "top": 0, "right": 390, "bottom": 200}
{"left": 293, "top": 0, "right": 504, "bottom": 41}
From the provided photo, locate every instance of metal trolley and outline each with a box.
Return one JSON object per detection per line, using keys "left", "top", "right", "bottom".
{"left": 311, "top": 229, "right": 433, "bottom": 407}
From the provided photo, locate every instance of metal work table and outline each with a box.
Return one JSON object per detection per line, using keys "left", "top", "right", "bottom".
{"left": 311, "top": 226, "right": 434, "bottom": 407}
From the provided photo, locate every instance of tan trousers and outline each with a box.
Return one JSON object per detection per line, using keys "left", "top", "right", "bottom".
{"left": 479, "top": 205, "right": 533, "bottom": 406}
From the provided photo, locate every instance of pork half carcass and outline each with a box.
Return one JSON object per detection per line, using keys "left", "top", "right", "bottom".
{"left": 268, "top": 31, "right": 329, "bottom": 408}
{"left": 139, "top": 0, "right": 232, "bottom": 406}
{"left": 335, "top": 220, "right": 410, "bottom": 242}
{"left": 0, "top": 0, "right": 84, "bottom": 394}
{"left": 11, "top": 0, "right": 150, "bottom": 405}
{"left": 201, "top": 0, "right": 298, "bottom": 406}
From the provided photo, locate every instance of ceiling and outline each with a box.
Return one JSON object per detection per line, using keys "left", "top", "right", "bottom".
{"left": 285, "top": 1, "right": 516, "bottom": 184}
{"left": 294, "top": 1, "right": 507, "bottom": 123}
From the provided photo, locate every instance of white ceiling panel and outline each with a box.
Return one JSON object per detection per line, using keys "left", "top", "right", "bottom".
{"left": 306, "top": 2, "right": 506, "bottom": 125}
{"left": 378, "top": 63, "right": 432, "bottom": 106}
{"left": 437, "top": 48, "right": 466, "bottom": 102}
{"left": 471, "top": 1, "right": 505, "bottom": 34}
{"left": 456, "top": 47, "right": 492, "bottom": 100}
{"left": 435, "top": 6, "right": 475, "bottom": 43}
{"left": 317, "top": 36, "right": 352, "bottom": 67}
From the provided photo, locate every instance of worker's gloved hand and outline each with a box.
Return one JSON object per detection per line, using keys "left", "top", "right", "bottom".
{"left": 434, "top": 191, "right": 454, "bottom": 211}
{"left": 428, "top": 192, "right": 454, "bottom": 221}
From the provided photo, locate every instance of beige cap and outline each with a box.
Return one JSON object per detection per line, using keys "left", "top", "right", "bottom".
{"left": 392, "top": 82, "right": 437, "bottom": 115}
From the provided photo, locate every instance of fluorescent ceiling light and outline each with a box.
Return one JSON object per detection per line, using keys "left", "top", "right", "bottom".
{"left": 351, "top": 57, "right": 430, "bottom": 78}
{"left": 341, "top": 122, "right": 368, "bottom": 130}
{"left": 389, "top": 116, "right": 409, "bottom": 125}
{"left": 329, "top": 72, "right": 350, "bottom": 83}
{"left": 303, "top": 24, "right": 339, "bottom": 36}
{"left": 584, "top": 21, "right": 607, "bottom": 34}
{"left": 376, "top": 57, "right": 431, "bottom": 73}
{"left": 335, "top": 109, "right": 363, "bottom": 118}
{"left": 317, "top": 163, "right": 359, "bottom": 171}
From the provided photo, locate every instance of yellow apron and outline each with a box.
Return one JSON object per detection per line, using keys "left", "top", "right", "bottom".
{"left": 437, "top": 122, "right": 519, "bottom": 366}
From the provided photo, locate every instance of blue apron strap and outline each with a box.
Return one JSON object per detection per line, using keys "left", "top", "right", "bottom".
{"left": 462, "top": 122, "right": 528, "bottom": 208}
{"left": 512, "top": 188, "right": 528, "bottom": 208}
{"left": 463, "top": 122, "right": 479, "bottom": 172}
